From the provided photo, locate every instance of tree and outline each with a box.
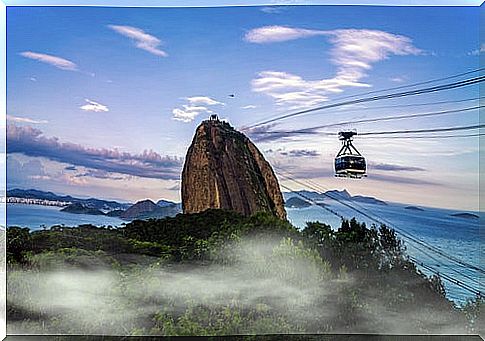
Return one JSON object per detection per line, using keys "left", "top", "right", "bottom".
{"left": 7, "top": 226, "right": 32, "bottom": 264}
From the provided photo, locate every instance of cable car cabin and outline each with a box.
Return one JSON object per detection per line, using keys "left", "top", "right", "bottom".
{"left": 335, "top": 155, "right": 366, "bottom": 178}
{"left": 334, "top": 131, "right": 367, "bottom": 179}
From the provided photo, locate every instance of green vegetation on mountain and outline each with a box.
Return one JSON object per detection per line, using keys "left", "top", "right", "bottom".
{"left": 6, "top": 210, "right": 483, "bottom": 335}
{"left": 60, "top": 203, "right": 105, "bottom": 215}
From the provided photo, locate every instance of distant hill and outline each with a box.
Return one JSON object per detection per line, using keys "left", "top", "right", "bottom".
{"left": 120, "top": 199, "right": 181, "bottom": 220}
{"left": 285, "top": 197, "right": 312, "bottom": 208}
{"left": 450, "top": 212, "right": 479, "bottom": 220}
{"left": 283, "top": 190, "right": 321, "bottom": 201}
{"left": 324, "top": 189, "right": 352, "bottom": 200}
{"left": 284, "top": 189, "right": 387, "bottom": 206}
{"left": 157, "top": 199, "right": 177, "bottom": 207}
{"left": 7, "top": 188, "right": 131, "bottom": 210}
{"left": 105, "top": 209, "right": 125, "bottom": 217}
{"left": 60, "top": 203, "right": 105, "bottom": 215}
{"left": 352, "top": 195, "right": 387, "bottom": 206}
{"left": 8, "top": 188, "right": 183, "bottom": 220}
{"left": 120, "top": 200, "right": 159, "bottom": 219}
{"left": 405, "top": 206, "right": 424, "bottom": 211}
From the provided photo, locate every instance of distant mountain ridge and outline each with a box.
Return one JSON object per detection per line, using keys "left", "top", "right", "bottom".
{"left": 283, "top": 189, "right": 387, "bottom": 206}
{"left": 7, "top": 188, "right": 132, "bottom": 210}
{"left": 7, "top": 189, "right": 182, "bottom": 219}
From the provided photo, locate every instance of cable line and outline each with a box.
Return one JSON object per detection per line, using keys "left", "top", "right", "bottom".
{"left": 406, "top": 244, "right": 481, "bottom": 289}
{"left": 279, "top": 183, "right": 344, "bottom": 220}
{"left": 301, "top": 173, "right": 485, "bottom": 275}
{"left": 359, "top": 133, "right": 485, "bottom": 140}
{"left": 242, "top": 68, "right": 485, "bottom": 130}
{"left": 408, "top": 256, "right": 481, "bottom": 297}
{"left": 251, "top": 124, "right": 485, "bottom": 142}
{"left": 311, "top": 67, "right": 485, "bottom": 104}
{"left": 275, "top": 167, "right": 485, "bottom": 275}
{"left": 278, "top": 170, "right": 482, "bottom": 296}
{"left": 250, "top": 105, "right": 481, "bottom": 135}
{"left": 242, "top": 75, "right": 485, "bottom": 130}
{"left": 280, "top": 174, "right": 483, "bottom": 296}
{"left": 303, "top": 96, "right": 485, "bottom": 116}
{"left": 221, "top": 121, "right": 482, "bottom": 295}
{"left": 358, "top": 124, "right": 485, "bottom": 136}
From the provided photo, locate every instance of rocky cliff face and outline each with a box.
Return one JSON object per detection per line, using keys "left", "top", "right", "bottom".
{"left": 182, "top": 119, "right": 286, "bottom": 220}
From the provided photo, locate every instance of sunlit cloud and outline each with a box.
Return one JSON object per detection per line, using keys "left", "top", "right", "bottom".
{"left": 247, "top": 26, "right": 422, "bottom": 108}
{"left": 172, "top": 106, "right": 213, "bottom": 123}
{"left": 242, "top": 105, "right": 257, "bottom": 109}
{"left": 80, "top": 99, "right": 109, "bottom": 113}
{"left": 266, "top": 148, "right": 320, "bottom": 158}
{"left": 20, "top": 51, "right": 78, "bottom": 71}
{"left": 108, "top": 25, "right": 168, "bottom": 57}
{"left": 185, "top": 96, "right": 225, "bottom": 106}
{"left": 390, "top": 76, "right": 406, "bottom": 83}
{"left": 245, "top": 26, "right": 324, "bottom": 43}
{"left": 246, "top": 123, "right": 315, "bottom": 142}
{"left": 75, "top": 169, "right": 126, "bottom": 181}
{"left": 7, "top": 115, "right": 48, "bottom": 124}
{"left": 370, "top": 162, "right": 426, "bottom": 172}
{"left": 172, "top": 97, "right": 225, "bottom": 123}
{"left": 280, "top": 149, "right": 320, "bottom": 158}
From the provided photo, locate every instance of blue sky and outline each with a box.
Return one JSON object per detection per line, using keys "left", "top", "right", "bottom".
{"left": 5, "top": 5, "right": 482, "bottom": 210}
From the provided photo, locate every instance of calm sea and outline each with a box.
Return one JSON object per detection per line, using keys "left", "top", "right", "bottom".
{"left": 287, "top": 199, "right": 483, "bottom": 305}
{"left": 5, "top": 202, "right": 483, "bottom": 305}
{"left": 6, "top": 203, "right": 124, "bottom": 229}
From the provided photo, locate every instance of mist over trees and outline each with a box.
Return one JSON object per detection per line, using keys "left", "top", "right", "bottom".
{"left": 6, "top": 210, "right": 483, "bottom": 335}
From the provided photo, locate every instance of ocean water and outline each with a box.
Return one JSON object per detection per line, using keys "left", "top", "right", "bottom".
{"left": 6, "top": 203, "right": 124, "bottom": 230}
{"left": 286, "top": 199, "right": 483, "bottom": 305}
{"left": 5, "top": 202, "right": 483, "bottom": 305}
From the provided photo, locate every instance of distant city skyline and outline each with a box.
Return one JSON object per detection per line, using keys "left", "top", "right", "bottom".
{"left": 6, "top": 5, "right": 481, "bottom": 210}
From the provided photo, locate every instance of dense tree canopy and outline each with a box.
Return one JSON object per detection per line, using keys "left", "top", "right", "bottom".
{"left": 6, "top": 210, "right": 482, "bottom": 335}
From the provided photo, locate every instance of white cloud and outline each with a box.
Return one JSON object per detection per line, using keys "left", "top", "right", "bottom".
{"left": 390, "top": 76, "right": 406, "bottom": 83}
{"left": 245, "top": 26, "right": 324, "bottom": 43}
{"left": 185, "top": 96, "right": 225, "bottom": 106}
{"left": 468, "top": 43, "right": 485, "bottom": 56}
{"left": 251, "top": 71, "right": 368, "bottom": 109}
{"left": 108, "top": 25, "right": 167, "bottom": 57}
{"left": 172, "top": 97, "right": 224, "bottom": 123}
{"left": 247, "top": 26, "right": 422, "bottom": 108}
{"left": 7, "top": 115, "right": 48, "bottom": 124}
{"left": 325, "top": 29, "right": 422, "bottom": 81}
{"left": 80, "top": 99, "right": 109, "bottom": 113}
{"left": 173, "top": 107, "right": 211, "bottom": 123}
{"left": 20, "top": 51, "right": 78, "bottom": 71}
{"left": 242, "top": 105, "right": 257, "bottom": 109}
{"left": 260, "top": 6, "right": 284, "bottom": 14}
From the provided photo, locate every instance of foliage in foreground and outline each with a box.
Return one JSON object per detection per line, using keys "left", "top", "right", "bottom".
{"left": 6, "top": 210, "right": 482, "bottom": 335}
